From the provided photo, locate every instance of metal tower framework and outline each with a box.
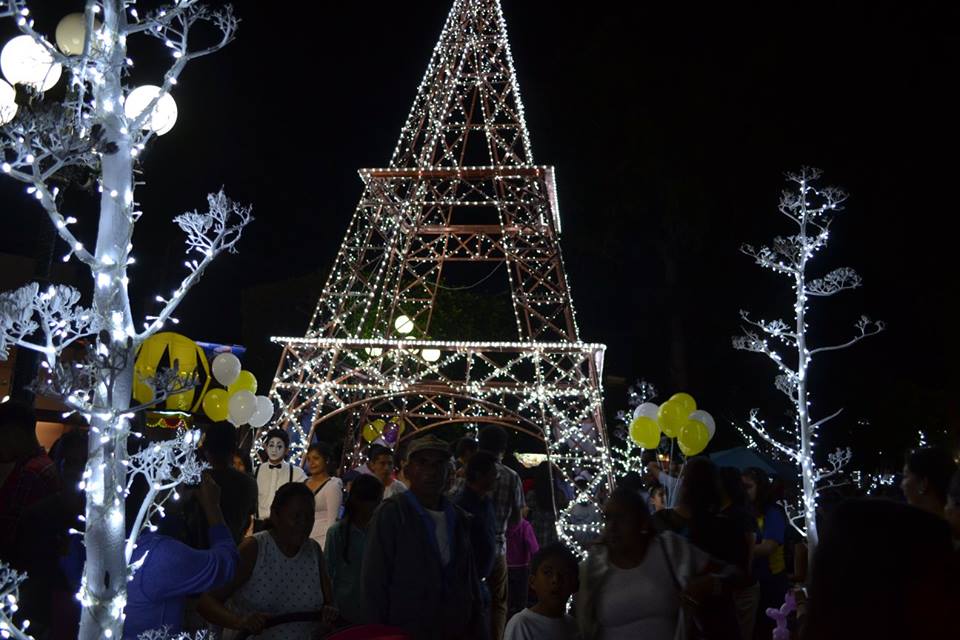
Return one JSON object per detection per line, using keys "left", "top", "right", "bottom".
{"left": 268, "top": 0, "right": 612, "bottom": 547}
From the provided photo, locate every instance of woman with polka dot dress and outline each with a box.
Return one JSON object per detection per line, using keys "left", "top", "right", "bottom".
{"left": 199, "top": 482, "right": 339, "bottom": 638}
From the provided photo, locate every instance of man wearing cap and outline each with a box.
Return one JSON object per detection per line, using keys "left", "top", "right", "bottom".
{"left": 363, "top": 435, "right": 484, "bottom": 639}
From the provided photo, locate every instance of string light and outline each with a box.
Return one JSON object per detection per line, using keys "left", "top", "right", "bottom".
{"left": 265, "top": 0, "right": 611, "bottom": 553}
{"left": 0, "top": 3, "right": 243, "bottom": 638}
{"left": 733, "top": 167, "right": 884, "bottom": 550}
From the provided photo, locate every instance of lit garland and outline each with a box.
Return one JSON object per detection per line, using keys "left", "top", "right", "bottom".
{"left": 0, "top": 2, "right": 249, "bottom": 639}
{"left": 267, "top": 0, "right": 612, "bottom": 555}
{"left": 144, "top": 411, "right": 193, "bottom": 430}
{"left": 733, "top": 168, "right": 884, "bottom": 551}
{"left": 851, "top": 470, "right": 897, "bottom": 495}
{"left": 269, "top": 337, "right": 613, "bottom": 556}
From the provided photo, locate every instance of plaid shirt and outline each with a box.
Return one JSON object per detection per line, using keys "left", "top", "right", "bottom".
{"left": 490, "top": 462, "right": 524, "bottom": 555}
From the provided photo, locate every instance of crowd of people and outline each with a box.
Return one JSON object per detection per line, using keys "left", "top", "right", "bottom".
{"left": 1, "top": 399, "right": 959, "bottom": 639}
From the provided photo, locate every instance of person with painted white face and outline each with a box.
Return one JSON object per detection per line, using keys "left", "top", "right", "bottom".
{"left": 255, "top": 429, "right": 307, "bottom": 521}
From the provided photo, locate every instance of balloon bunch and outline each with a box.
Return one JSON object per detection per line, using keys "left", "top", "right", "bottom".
{"left": 628, "top": 392, "right": 716, "bottom": 456}
{"left": 361, "top": 416, "right": 405, "bottom": 446}
{"left": 201, "top": 353, "right": 274, "bottom": 428}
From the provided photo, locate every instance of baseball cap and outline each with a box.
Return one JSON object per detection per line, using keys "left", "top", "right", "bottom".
{"left": 404, "top": 434, "right": 451, "bottom": 461}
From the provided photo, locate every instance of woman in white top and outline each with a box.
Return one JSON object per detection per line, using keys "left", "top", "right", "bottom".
{"left": 199, "top": 482, "right": 339, "bottom": 639}
{"left": 305, "top": 442, "right": 343, "bottom": 549}
{"left": 577, "top": 486, "right": 732, "bottom": 640}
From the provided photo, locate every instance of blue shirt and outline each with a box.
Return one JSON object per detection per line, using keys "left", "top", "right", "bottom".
{"left": 123, "top": 524, "right": 238, "bottom": 639}
{"left": 454, "top": 486, "right": 497, "bottom": 603}
{"left": 753, "top": 505, "right": 787, "bottom": 579}
{"left": 325, "top": 520, "right": 369, "bottom": 624}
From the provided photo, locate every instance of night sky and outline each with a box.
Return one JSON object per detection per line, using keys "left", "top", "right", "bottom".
{"left": 1, "top": 1, "right": 957, "bottom": 467}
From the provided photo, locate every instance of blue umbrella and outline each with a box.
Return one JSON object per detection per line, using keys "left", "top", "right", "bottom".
{"left": 709, "top": 446, "right": 787, "bottom": 476}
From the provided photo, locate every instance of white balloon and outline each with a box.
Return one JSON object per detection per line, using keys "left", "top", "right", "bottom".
{"left": 0, "top": 79, "right": 16, "bottom": 125}
{"left": 1, "top": 35, "right": 62, "bottom": 92}
{"left": 249, "top": 395, "right": 274, "bottom": 429}
{"left": 632, "top": 402, "right": 659, "bottom": 420}
{"left": 211, "top": 352, "right": 241, "bottom": 387}
{"left": 124, "top": 84, "right": 178, "bottom": 135}
{"left": 228, "top": 390, "right": 257, "bottom": 426}
{"left": 688, "top": 409, "right": 716, "bottom": 439}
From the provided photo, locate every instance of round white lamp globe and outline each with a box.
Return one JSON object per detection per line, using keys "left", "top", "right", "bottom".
{"left": 0, "top": 79, "right": 17, "bottom": 125}
{"left": 1, "top": 35, "right": 62, "bottom": 92}
{"left": 124, "top": 85, "right": 178, "bottom": 135}
{"left": 394, "top": 314, "right": 414, "bottom": 335}
{"left": 56, "top": 13, "right": 99, "bottom": 56}
{"left": 421, "top": 348, "right": 441, "bottom": 363}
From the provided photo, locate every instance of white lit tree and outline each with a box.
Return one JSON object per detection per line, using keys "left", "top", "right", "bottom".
{"left": 611, "top": 378, "right": 658, "bottom": 479}
{"left": 0, "top": 2, "right": 250, "bottom": 638}
{"left": 733, "top": 167, "right": 883, "bottom": 552}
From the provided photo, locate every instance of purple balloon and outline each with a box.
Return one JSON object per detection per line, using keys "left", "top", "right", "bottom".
{"left": 382, "top": 422, "right": 400, "bottom": 445}
{"left": 766, "top": 591, "right": 796, "bottom": 640}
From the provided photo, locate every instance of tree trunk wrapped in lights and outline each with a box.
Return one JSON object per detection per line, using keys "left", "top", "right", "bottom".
{"left": 733, "top": 167, "right": 883, "bottom": 556}
{"left": 0, "top": 2, "right": 250, "bottom": 638}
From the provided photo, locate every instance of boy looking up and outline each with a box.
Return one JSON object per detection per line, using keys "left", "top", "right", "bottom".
{"left": 503, "top": 543, "right": 579, "bottom": 640}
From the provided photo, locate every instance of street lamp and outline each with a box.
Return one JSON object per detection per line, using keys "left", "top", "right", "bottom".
{"left": 0, "top": 35, "right": 61, "bottom": 92}
{"left": 125, "top": 85, "right": 178, "bottom": 136}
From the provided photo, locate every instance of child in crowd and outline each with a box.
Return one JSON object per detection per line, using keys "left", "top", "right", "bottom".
{"left": 649, "top": 483, "right": 667, "bottom": 512}
{"left": 505, "top": 509, "right": 539, "bottom": 619}
{"left": 504, "top": 543, "right": 579, "bottom": 640}
{"left": 325, "top": 474, "right": 384, "bottom": 625}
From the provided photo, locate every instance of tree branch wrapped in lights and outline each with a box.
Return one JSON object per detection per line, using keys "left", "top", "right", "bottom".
{"left": 0, "top": 562, "right": 32, "bottom": 640}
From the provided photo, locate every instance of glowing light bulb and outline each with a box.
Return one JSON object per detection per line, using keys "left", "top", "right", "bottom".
{"left": 394, "top": 315, "right": 414, "bottom": 334}
{"left": 124, "top": 85, "right": 178, "bottom": 135}
{"left": 1, "top": 35, "right": 62, "bottom": 91}
{"left": 55, "top": 13, "right": 103, "bottom": 55}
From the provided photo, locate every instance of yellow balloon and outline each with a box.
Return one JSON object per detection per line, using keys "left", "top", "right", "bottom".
{"left": 629, "top": 416, "right": 661, "bottom": 449}
{"left": 227, "top": 370, "right": 258, "bottom": 395}
{"left": 202, "top": 388, "right": 229, "bottom": 422}
{"left": 362, "top": 422, "right": 382, "bottom": 443}
{"left": 658, "top": 399, "right": 688, "bottom": 438}
{"left": 677, "top": 419, "right": 710, "bottom": 456}
{"left": 669, "top": 392, "right": 697, "bottom": 416}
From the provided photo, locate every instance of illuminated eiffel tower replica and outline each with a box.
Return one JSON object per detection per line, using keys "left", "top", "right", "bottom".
{"left": 268, "top": 0, "right": 611, "bottom": 546}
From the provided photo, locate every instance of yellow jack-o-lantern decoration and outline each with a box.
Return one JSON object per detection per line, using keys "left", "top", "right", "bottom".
{"left": 133, "top": 332, "right": 211, "bottom": 412}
